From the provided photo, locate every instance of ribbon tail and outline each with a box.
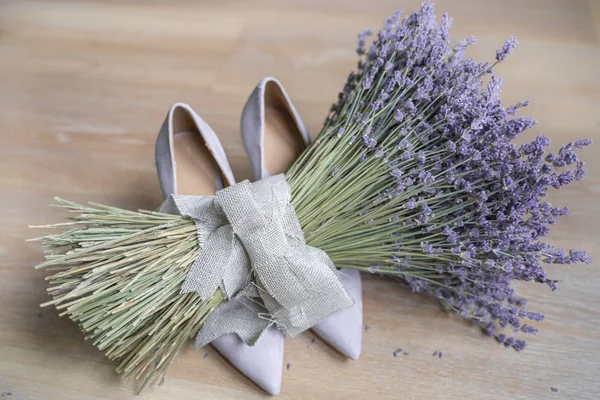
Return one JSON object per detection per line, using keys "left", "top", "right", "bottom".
{"left": 195, "top": 286, "right": 273, "bottom": 348}
{"left": 257, "top": 246, "right": 354, "bottom": 337}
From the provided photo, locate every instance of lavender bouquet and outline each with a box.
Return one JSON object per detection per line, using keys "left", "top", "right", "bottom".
{"left": 31, "top": 2, "right": 591, "bottom": 391}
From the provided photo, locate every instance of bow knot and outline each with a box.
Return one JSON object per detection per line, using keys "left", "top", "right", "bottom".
{"left": 159, "top": 174, "right": 353, "bottom": 346}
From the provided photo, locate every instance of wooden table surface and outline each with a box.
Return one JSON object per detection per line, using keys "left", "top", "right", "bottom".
{"left": 1, "top": 1, "right": 599, "bottom": 399}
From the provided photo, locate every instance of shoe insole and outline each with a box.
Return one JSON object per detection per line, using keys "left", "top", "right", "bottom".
{"left": 263, "top": 106, "right": 306, "bottom": 175}
{"left": 174, "top": 131, "right": 218, "bottom": 196}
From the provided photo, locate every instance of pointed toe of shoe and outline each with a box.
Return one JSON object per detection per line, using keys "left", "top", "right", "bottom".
{"left": 211, "top": 327, "right": 284, "bottom": 395}
{"left": 312, "top": 268, "right": 363, "bottom": 360}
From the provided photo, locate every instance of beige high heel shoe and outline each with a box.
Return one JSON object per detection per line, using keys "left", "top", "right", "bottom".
{"left": 156, "top": 102, "right": 235, "bottom": 196}
{"left": 241, "top": 77, "right": 309, "bottom": 180}
{"left": 155, "top": 102, "right": 283, "bottom": 395}
{"left": 241, "top": 77, "right": 364, "bottom": 356}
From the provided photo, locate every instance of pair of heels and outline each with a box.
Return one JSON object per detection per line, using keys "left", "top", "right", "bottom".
{"left": 155, "top": 77, "right": 363, "bottom": 395}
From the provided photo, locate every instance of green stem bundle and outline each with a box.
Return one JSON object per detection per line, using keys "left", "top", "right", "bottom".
{"left": 30, "top": 199, "right": 222, "bottom": 391}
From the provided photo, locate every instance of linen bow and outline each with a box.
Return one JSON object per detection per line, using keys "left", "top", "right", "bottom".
{"left": 159, "top": 174, "right": 353, "bottom": 346}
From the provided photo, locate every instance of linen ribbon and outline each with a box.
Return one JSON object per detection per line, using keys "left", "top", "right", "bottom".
{"left": 159, "top": 174, "right": 354, "bottom": 346}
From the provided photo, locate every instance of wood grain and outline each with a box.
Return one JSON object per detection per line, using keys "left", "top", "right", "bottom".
{"left": 1, "top": 1, "right": 599, "bottom": 399}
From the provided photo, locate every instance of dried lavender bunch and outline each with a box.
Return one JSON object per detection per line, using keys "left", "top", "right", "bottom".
{"left": 31, "top": 5, "right": 592, "bottom": 389}
{"left": 287, "top": 2, "right": 591, "bottom": 349}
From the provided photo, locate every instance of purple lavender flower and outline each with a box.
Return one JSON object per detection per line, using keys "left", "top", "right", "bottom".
{"left": 496, "top": 36, "right": 518, "bottom": 62}
{"left": 421, "top": 242, "right": 433, "bottom": 254}
{"left": 454, "top": 36, "right": 477, "bottom": 52}
{"left": 362, "top": 135, "right": 377, "bottom": 149}
{"left": 575, "top": 139, "right": 592, "bottom": 148}
{"left": 394, "top": 109, "right": 405, "bottom": 122}
{"left": 357, "top": 29, "right": 372, "bottom": 56}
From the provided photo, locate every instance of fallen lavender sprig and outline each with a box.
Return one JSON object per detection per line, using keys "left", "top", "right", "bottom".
{"left": 287, "top": 2, "right": 591, "bottom": 350}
